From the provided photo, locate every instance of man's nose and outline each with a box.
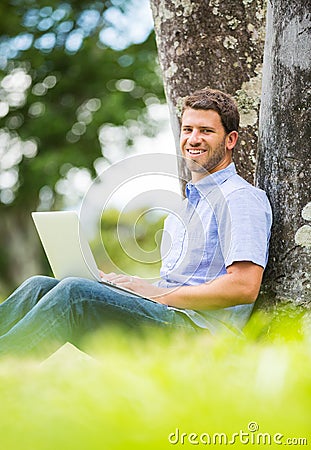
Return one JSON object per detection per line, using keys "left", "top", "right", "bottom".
{"left": 188, "top": 129, "right": 202, "bottom": 146}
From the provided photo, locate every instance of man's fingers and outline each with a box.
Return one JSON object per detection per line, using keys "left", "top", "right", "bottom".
{"left": 102, "top": 273, "right": 135, "bottom": 286}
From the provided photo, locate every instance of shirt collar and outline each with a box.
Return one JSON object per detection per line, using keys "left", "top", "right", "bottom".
{"left": 185, "top": 162, "right": 237, "bottom": 200}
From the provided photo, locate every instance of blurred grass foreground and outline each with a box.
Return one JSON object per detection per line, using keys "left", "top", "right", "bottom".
{"left": 0, "top": 307, "right": 311, "bottom": 450}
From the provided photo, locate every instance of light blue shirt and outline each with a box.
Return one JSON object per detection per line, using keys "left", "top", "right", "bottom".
{"left": 157, "top": 163, "right": 272, "bottom": 334}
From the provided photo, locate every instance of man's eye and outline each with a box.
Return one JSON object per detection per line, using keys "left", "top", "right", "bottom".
{"left": 202, "top": 129, "right": 212, "bottom": 133}
{"left": 182, "top": 128, "right": 192, "bottom": 133}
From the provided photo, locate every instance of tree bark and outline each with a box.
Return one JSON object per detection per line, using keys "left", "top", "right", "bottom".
{"left": 150, "top": 0, "right": 267, "bottom": 188}
{"left": 255, "top": 0, "right": 311, "bottom": 305}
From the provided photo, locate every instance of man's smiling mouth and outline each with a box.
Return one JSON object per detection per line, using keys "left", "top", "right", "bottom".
{"left": 186, "top": 149, "right": 206, "bottom": 155}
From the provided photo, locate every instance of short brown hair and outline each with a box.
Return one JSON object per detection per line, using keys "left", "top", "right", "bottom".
{"left": 181, "top": 87, "right": 240, "bottom": 134}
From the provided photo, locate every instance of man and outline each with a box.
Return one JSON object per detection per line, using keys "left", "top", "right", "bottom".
{"left": 0, "top": 88, "right": 272, "bottom": 358}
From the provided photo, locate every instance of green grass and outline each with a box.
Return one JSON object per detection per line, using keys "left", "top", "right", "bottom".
{"left": 0, "top": 309, "right": 310, "bottom": 450}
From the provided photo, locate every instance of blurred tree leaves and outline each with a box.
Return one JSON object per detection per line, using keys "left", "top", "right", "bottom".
{"left": 0, "top": 0, "right": 165, "bottom": 293}
{"left": 0, "top": 0, "right": 164, "bottom": 210}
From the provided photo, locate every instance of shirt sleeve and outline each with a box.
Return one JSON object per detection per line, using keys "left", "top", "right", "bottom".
{"left": 218, "top": 187, "right": 272, "bottom": 269}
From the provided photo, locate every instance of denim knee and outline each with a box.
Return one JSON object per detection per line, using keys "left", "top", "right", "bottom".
{"left": 54, "top": 277, "right": 92, "bottom": 299}
{"left": 56, "top": 277, "right": 85, "bottom": 289}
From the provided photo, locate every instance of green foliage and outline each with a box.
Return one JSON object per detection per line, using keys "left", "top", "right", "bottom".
{"left": 0, "top": 0, "right": 164, "bottom": 212}
{"left": 0, "top": 309, "right": 310, "bottom": 449}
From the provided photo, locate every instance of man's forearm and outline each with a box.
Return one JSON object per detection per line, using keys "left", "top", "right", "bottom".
{"left": 156, "top": 276, "right": 252, "bottom": 309}
{"left": 155, "top": 262, "right": 263, "bottom": 310}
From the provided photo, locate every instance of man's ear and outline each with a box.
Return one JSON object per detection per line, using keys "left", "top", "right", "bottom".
{"left": 226, "top": 131, "right": 239, "bottom": 150}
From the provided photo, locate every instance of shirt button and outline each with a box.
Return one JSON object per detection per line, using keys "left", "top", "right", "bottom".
{"left": 167, "top": 263, "right": 172, "bottom": 268}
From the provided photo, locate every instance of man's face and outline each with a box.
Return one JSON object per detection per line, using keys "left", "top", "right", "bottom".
{"left": 180, "top": 108, "right": 235, "bottom": 182}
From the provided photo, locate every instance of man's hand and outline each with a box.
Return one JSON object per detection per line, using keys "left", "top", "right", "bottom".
{"left": 99, "top": 271, "right": 168, "bottom": 301}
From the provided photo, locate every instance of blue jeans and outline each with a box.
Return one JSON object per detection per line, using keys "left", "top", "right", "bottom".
{"left": 0, "top": 276, "right": 196, "bottom": 358}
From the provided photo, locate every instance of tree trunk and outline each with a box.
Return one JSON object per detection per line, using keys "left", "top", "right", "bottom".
{"left": 0, "top": 208, "right": 44, "bottom": 298}
{"left": 150, "top": 0, "right": 267, "bottom": 188}
{"left": 255, "top": 0, "right": 311, "bottom": 306}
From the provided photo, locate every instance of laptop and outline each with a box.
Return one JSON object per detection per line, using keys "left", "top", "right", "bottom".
{"left": 31, "top": 211, "right": 155, "bottom": 301}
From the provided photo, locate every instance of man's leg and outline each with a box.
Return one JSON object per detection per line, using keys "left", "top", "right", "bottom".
{"left": 0, "top": 277, "right": 195, "bottom": 359}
